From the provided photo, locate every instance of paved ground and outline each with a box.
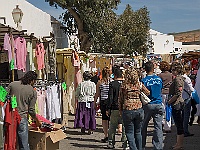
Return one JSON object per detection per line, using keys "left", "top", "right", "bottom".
{"left": 59, "top": 115, "right": 200, "bottom": 150}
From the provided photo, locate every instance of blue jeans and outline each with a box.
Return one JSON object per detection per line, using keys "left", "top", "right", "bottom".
{"left": 122, "top": 108, "right": 144, "bottom": 150}
{"left": 183, "top": 98, "right": 191, "bottom": 135}
{"left": 142, "top": 104, "right": 164, "bottom": 150}
{"left": 17, "top": 118, "right": 30, "bottom": 150}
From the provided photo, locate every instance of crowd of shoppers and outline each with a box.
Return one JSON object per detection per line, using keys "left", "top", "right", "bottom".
{"left": 73, "top": 58, "right": 199, "bottom": 150}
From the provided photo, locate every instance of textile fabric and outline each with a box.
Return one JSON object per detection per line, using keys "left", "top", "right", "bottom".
{"left": 17, "top": 118, "right": 30, "bottom": 150}
{"left": 142, "top": 104, "right": 164, "bottom": 150}
{"left": 108, "top": 110, "right": 126, "bottom": 146}
{"left": 7, "top": 81, "right": 37, "bottom": 119}
{"left": 74, "top": 102, "right": 96, "bottom": 130}
{"left": 172, "top": 105, "right": 184, "bottom": 135}
{"left": 75, "top": 80, "right": 96, "bottom": 103}
{"left": 123, "top": 108, "right": 144, "bottom": 150}
{"left": 142, "top": 75, "right": 163, "bottom": 104}
{"left": 35, "top": 43, "right": 45, "bottom": 70}
{"left": 4, "top": 101, "right": 21, "bottom": 150}
{"left": 182, "top": 98, "right": 191, "bottom": 135}
{"left": 162, "top": 94, "right": 171, "bottom": 131}
{"left": 15, "top": 37, "right": 27, "bottom": 72}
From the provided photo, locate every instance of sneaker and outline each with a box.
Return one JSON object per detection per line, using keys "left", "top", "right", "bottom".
{"left": 184, "top": 133, "right": 194, "bottom": 137}
{"left": 107, "top": 143, "right": 115, "bottom": 149}
{"left": 122, "top": 141, "right": 129, "bottom": 150}
{"left": 101, "top": 137, "right": 108, "bottom": 143}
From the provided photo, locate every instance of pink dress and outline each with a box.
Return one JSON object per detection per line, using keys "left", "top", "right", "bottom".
{"left": 71, "top": 51, "right": 82, "bottom": 89}
{"left": 35, "top": 43, "right": 45, "bottom": 70}
{"left": 15, "top": 37, "right": 27, "bottom": 72}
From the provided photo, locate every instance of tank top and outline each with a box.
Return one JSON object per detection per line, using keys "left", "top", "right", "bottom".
{"left": 99, "top": 83, "right": 110, "bottom": 101}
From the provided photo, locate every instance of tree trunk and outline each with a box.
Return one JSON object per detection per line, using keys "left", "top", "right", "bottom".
{"left": 67, "top": 7, "right": 92, "bottom": 53}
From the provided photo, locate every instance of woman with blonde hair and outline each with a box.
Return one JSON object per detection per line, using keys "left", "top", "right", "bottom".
{"left": 94, "top": 66, "right": 112, "bottom": 142}
{"left": 119, "top": 67, "right": 150, "bottom": 150}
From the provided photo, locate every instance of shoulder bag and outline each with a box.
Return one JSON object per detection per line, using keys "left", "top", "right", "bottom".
{"left": 140, "top": 82, "right": 151, "bottom": 105}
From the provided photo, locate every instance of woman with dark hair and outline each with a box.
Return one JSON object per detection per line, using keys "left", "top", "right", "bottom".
{"left": 94, "top": 66, "right": 111, "bottom": 142}
{"left": 74, "top": 71, "right": 96, "bottom": 134}
{"left": 158, "top": 61, "right": 173, "bottom": 133}
{"left": 168, "top": 62, "right": 185, "bottom": 150}
{"left": 119, "top": 67, "right": 150, "bottom": 150}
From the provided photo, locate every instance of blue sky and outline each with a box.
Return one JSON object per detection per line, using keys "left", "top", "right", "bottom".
{"left": 27, "top": 0, "right": 200, "bottom": 34}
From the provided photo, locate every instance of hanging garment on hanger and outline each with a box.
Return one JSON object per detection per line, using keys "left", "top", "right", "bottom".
{"left": 4, "top": 101, "right": 21, "bottom": 150}
{"left": 52, "top": 84, "right": 61, "bottom": 119}
{"left": 46, "top": 86, "right": 52, "bottom": 121}
{"left": 4, "top": 33, "right": 15, "bottom": 64}
{"left": 15, "top": 37, "right": 27, "bottom": 72}
{"left": 35, "top": 43, "right": 45, "bottom": 70}
{"left": 36, "top": 89, "right": 46, "bottom": 118}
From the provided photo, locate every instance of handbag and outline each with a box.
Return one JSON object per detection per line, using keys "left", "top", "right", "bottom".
{"left": 140, "top": 82, "right": 151, "bottom": 105}
{"left": 140, "top": 92, "right": 151, "bottom": 105}
{"left": 165, "top": 104, "right": 172, "bottom": 122}
{"left": 192, "top": 90, "right": 200, "bottom": 104}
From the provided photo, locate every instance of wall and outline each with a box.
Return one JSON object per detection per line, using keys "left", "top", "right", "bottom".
{"left": 0, "top": 0, "right": 52, "bottom": 38}
{"left": 182, "top": 45, "right": 200, "bottom": 52}
{"left": 149, "top": 29, "right": 183, "bottom": 54}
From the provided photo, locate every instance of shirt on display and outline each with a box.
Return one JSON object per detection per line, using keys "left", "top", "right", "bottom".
{"left": 15, "top": 37, "right": 27, "bottom": 72}
{"left": 35, "top": 43, "right": 45, "bottom": 70}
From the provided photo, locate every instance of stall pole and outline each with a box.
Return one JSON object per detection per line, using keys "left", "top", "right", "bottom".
{"left": 9, "top": 28, "right": 15, "bottom": 81}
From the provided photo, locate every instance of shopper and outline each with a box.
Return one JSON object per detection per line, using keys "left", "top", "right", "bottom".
{"left": 74, "top": 71, "right": 96, "bottom": 134}
{"left": 141, "top": 61, "right": 164, "bottom": 150}
{"left": 94, "top": 66, "right": 111, "bottom": 142}
{"left": 194, "top": 64, "right": 200, "bottom": 125}
{"left": 182, "top": 65, "right": 194, "bottom": 137}
{"left": 119, "top": 67, "right": 150, "bottom": 150}
{"left": 168, "top": 62, "right": 185, "bottom": 150}
{"left": 158, "top": 61, "right": 172, "bottom": 133}
{"left": 106, "top": 66, "right": 127, "bottom": 149}
{"left": 7, "top": 71, "right": 41, "bottom": 150}
{"left": 154, "top": 61, "right": 162, "bottom": 75}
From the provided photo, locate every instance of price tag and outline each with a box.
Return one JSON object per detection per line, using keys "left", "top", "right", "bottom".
{"left": 62, "top": 82, "right": 67, "bottom": 90}
{"left": 86, "top": 102, "right": 91, "bottom": 108}
{"left": 10, "top": 59, "right": 15, "bottom": 70}
{"left": 11, "top": 96, "right": 17, "bottom": 108}
{"left": 0, "top": 86, "right": 8, "bottom": 102}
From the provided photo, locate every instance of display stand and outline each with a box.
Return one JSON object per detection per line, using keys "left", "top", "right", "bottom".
{"left": 9, "top": 29, "right": 15, "bottom": 81}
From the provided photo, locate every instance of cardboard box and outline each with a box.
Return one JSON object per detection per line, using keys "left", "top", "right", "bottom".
{"left": 29, "top": 126, "right": 66, "bottom": 150}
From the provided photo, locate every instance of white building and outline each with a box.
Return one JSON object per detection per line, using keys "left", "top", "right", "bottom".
{"left": 0, "top": 0, "right": 52, "bottom": 38}
{"left": 148, "top": 29, "right": 183, "bottom": 54}
{"left": 182, "top": 45, "right": 200, "bottom": 52}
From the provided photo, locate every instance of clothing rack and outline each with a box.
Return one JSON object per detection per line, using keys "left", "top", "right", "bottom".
{"left": 34, "top": 79, "right": 63, "bottom": 88}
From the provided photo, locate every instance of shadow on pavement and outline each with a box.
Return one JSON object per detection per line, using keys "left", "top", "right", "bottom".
{"left": 67, "top": 137, "right": 100, "bottom": 143}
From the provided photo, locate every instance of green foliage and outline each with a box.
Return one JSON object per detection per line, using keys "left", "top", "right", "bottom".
{"left": 111, "top": 5, "right": 151, "bottom": 55}
{"left": 45, "top": 0, "right": 151, "bottom": 56}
